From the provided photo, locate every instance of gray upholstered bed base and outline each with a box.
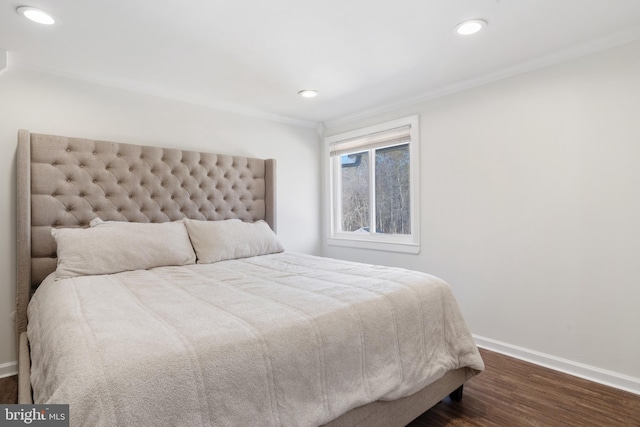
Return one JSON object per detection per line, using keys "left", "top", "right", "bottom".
{"left": 16, "top": 130, "right": 471, "bottom": 425}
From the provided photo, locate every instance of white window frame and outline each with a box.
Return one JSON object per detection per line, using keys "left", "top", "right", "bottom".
{"left": 325, "top": 115, "right": 420, "bottom": 254}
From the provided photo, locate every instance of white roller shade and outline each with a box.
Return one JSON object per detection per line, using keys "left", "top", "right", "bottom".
{"left": 329, "top": 125, "right": 411, "bottom": 157}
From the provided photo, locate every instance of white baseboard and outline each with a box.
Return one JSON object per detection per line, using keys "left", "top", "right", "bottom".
{"left": 474, "top": 335, "right": 640, "bottom": 396}
{"left": 0, "top": 361, "right": 17, "bottom": 378}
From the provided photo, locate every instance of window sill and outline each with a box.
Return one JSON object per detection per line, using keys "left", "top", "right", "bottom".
{"left": 327, "top": 236, "right": 420, "bottom": 254}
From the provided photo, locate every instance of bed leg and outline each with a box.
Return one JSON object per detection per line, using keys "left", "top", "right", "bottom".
{"left": 449, "top": 385, "right": 463, "bottom": 402}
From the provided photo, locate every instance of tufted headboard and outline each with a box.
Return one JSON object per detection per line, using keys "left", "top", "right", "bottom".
{"left": 16, "top": 130, "right": 276, "bottom": 340}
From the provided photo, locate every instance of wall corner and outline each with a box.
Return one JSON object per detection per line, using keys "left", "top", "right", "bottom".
{"left": 0, "top": 50, "right": 7, "bottom": 76}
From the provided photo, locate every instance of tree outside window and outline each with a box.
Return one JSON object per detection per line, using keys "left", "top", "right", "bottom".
{"left": 340, "top": 144, "right": 410, "bottom": 235}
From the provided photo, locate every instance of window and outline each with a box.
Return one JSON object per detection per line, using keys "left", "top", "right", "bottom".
{"left": 326, "top": 115, "right": 420, "bottom": 253}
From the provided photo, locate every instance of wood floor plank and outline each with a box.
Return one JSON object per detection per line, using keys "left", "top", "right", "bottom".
{"left": 409, "top": 348, "right": 640, "bottom": 426}
{"left": 0, "top": 375, "right": 17, "bottom": 404}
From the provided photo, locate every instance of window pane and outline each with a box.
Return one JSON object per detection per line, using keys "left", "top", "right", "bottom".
{"left": 340, "top": 151, "right": 370, "bottom": 232}
{"left": 375, "top": 144, "right": 410, "bottom": 235}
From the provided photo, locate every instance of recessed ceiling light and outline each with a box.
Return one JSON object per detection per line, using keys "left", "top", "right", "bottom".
{"left": 16, "top": 6, "right": 56, "bottom": 25}
{"left": 298, "top": 89, "right": 319, "bottom": 98}
{"left": 455, "top": 19, "right": 486, "bottom": 36}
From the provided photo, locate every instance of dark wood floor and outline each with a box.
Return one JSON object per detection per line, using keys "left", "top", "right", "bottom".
{"left": 2, "top": 348, "right": 638, "bottom": 426}
{"left": 410, "top": 348, "right": 640, "bottom": 427}
{"left": 0, "top": 374, "right": 17, "bottom": 404}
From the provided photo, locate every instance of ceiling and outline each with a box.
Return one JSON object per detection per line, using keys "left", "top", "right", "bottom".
{"left": 2, "top": 0, "right": 640, "bottom": 128}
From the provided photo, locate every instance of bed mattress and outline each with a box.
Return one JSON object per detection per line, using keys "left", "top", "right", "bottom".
{"left": 28, "top": 252, "right": 484, "bottom": 426}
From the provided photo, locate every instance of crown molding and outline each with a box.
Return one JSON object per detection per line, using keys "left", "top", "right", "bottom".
{"left": 7, "top": 22, "right": 640, "bottom": 133}
{"left": 323, "top": 25, "right": 640, "bottom": 129}
{"left": 7, "top": 52, "right": 319, "bottom": 129}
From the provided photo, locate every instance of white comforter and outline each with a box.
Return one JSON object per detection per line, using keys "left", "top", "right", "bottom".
{"left": 28, "top": 252, "right": 484, "bottom": 427}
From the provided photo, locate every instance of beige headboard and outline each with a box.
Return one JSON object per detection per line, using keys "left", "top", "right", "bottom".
{"left": 16, "top": 130, "right": 276, "bottom": 341}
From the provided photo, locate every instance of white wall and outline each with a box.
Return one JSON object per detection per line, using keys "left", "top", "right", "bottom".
{"left": 324, "top": 40, "right": 640, "bottom": 391}
{"left": 0, "top": 67, "right": 321, "bottom": 369}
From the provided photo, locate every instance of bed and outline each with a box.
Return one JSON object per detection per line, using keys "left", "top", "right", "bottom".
{"left": 15, "top": 130, "right": 484, "bottom": 426}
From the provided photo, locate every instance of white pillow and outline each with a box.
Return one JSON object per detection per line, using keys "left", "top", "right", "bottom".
{"left": 184, "top": 219, "right": 284, "bottom": 264}
{"left": 52, "top": 221, "right": 196, "bottom": 279}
